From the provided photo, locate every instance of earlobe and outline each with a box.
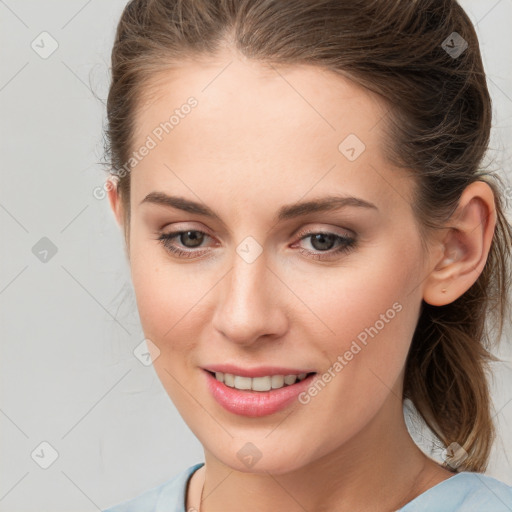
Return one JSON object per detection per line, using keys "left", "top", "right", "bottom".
{"left": 423, "top": 181, "right": 496, "bottom": 306}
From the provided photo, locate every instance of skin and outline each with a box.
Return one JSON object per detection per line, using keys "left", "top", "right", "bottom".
{"left": 108, "top": 47, "right": 496, "bottom": 511}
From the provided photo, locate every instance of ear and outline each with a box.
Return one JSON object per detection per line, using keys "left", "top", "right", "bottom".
{"left": 106, "top": 176, "right": 124, "bottom": 228}
{"left": 423, "top": 181, "right": 497, "bottom": 306}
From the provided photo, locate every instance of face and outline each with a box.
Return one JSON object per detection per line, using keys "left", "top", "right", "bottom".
{"left": 110, "top": 52, "right": 432, "bottom": 474}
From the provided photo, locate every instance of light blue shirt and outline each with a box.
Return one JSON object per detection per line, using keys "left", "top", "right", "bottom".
{"left": 102, "top": 462, "right": 512, "bottom": 511}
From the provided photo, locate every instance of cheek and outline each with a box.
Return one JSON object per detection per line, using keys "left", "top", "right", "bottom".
{"left": 129, "top": 234, "right": 203, "bottom": 355}
{"left": 297, "top": 234, "right": 423, "bottom": 399}
{"left": 299, "top": 234, "right": 422, "bottom": 348}
{"left": 128, "top": 241, "right": 210, "bottom": 415}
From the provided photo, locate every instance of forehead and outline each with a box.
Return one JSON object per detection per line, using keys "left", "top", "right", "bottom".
{"left": 129, "top": 54, "right": 414, "bottom": 216}
{"left": 134, "top": 55, "right": 386, "bottom": 149}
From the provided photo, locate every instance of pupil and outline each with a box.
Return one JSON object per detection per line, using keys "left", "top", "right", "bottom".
{"left": 182, "top": 231, "right": 203, "bottom": 248}
{"left": 311, "top": 233, "right": 335, "bottom": 251}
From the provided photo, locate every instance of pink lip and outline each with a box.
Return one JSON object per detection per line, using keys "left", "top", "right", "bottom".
{"left": 203, "top": 364, "right": 316, "bottom": 378}
{"left": 204, "top": 369, "right": 317, "bottom": 417}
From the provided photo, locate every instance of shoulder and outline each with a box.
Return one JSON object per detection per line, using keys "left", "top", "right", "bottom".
{"left": 102, "top": 462, "right": 204, "bottom": 512}
{"left": 399, "top": 471, "right": 512, "bottom": 511}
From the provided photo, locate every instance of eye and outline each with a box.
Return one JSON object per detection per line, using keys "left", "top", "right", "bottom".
{"left": 156, "top": 228, "right": 357, "bottom": 261}
{"left": 293, "top": 229, "right": 357, "bottom": 261}
{"left": 157, "top": 229, "right": 212, "bottom": 259}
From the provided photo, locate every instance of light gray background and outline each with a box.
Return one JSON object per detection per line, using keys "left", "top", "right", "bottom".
{"left": 1, "top": 1, "right": 511, "bottom": 510}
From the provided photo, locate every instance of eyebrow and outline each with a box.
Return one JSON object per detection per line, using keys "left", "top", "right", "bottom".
{"left": 140, "top": 191, "right": 378, "bottom": 224}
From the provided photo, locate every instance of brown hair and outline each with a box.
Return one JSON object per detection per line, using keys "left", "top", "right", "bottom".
{"left": 103, "top": 0, "right": 512, "bottom": 472}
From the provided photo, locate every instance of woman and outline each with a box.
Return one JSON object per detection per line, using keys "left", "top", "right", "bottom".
{"left": 101, "top": 0, "right": 512, "bottom": 510}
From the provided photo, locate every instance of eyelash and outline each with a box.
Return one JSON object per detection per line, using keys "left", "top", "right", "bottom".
{"left": 156, "top": 228, "right": 357, "bottom": 261}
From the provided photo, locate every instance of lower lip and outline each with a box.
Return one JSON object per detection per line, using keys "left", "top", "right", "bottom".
{"left": 204, "top": 370, "right": 316, "bottom": 417}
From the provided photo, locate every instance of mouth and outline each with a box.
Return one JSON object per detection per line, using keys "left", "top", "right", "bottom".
{"left": 203, "top": 369, "right": 318, "bottom": 417}
{"left": 204, "top": 370, "right": 316, "bottom": 392}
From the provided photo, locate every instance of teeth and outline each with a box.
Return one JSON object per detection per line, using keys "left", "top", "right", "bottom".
{"left": 271, "top": 375, "right": 284, "bottom": 389}
{"left": 233, "top": 376, "right": 252, "bottom": 390}
{"left": 252, "top": 376, "right": 272, "bottom": 391}
{"left": 284, "top": 374, "right": 297, "bottom": 385}
{"left": 224, "top": 373, "right": 234, "bottom": 387}
{"left": 212, "top": 371, "right": 309, "bottom": 391}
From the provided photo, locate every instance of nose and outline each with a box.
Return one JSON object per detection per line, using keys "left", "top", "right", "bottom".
{"left": 211, "top": 248, "right": 288, "bottom": 348}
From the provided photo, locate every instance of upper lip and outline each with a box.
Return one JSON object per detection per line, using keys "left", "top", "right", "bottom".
{"left": 203, "top": 364, "right": 316, "bottom": 378}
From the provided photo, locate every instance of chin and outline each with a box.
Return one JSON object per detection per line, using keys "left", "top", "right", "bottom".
{"left": 205, "top": 439, "right": 314, "bottom": 475}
